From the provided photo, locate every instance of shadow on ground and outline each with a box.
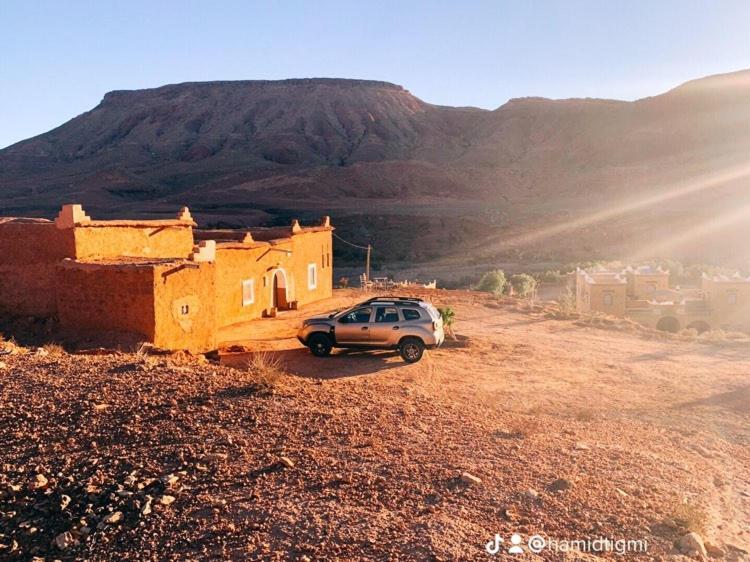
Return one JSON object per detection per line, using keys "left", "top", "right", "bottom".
{"left": 220, "top": 347, "right": 405, "bottom": 379}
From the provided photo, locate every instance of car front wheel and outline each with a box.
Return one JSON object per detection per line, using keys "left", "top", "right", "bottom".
{"left": 399, "top": 338, "right": 425, "bottom": 363}
{"left": 307, "top": 333, "right": 332, "bottom": 357}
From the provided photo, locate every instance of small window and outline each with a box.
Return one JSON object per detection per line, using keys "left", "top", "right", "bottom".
{"left": 242, "top": 279, "right": 255, "bottom": 306}
{"left": 375, "top": 307, "right": 400, "bottom": 323}
{"left": 180, "top": 304, "right": 189, "bottom": 315}
{"left": 340, "top": 307, "right": 372, "bottom": 323}
{"left": 327, "top": 253, "right": 331, "bottom": 267}
{"left": 308, "top": 263, "right": 317, "bottom": 289}
{"left": 728, "top": 291, "right": 738, "bottom": 305}
{"left": 603, "top": 293, "right": 613, "bottom": 306}
{"left": 402, "top": 308, "right": 422, "bottom": 321}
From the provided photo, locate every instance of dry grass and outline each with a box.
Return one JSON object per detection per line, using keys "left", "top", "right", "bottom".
{"left": 669, "top": 500, "right": 709, "bottom": 534}
{"left": 573, "top": 407, "right": 598, "bottom": 422}
{"left": 506, "top": 415, "right": 542, "bottom": 438}
{"left": 41, "top": 343, "right": 66, "bottom": 356}
{"left": 242, "top": 352, "right": 286, "bottom": 389}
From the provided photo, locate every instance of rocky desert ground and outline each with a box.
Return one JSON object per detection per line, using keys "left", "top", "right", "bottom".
{"left": 1, "top": 289, "right": 749, "bottom": 561}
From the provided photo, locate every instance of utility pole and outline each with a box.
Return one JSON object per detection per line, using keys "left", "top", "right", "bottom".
{"left": 365, "top": 244, "right": 371, "bottom": 282}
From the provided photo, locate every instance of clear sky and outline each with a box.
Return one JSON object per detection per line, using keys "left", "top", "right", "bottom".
{"left": 2, "top": 0, "right": 750, "bottom": 149}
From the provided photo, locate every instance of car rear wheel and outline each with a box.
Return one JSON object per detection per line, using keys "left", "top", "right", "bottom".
{"left": 399, "top": 337, "right": 425, "bottom": 363}
{"left": 307, "top": 333, "right": 332, "bottom": 357}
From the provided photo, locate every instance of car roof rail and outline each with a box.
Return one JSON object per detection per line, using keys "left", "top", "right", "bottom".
{"left": 362, "top": 296, "right": 424, "bottom": 304}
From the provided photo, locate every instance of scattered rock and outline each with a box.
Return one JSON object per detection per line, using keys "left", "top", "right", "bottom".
{"left": 547, "top": 478, "right": 572, "bottom": 492}
{"left": 279, "top": 456, "right": 295, "bottom": 469}
{"left": 574, "top": 441, "right": 590, "bottom": 450}
{"left": 158, "top": 495, "right": 176, "bottom": 506}
{"left": 103, "top": 511, "right": 123, "bottom": 525}
{"left": 0, "top": 361, "right": 7, "bottom": 370}
{"left": 34, "top": 348, "right": 49, "bottom": 357}
{"left": 141, "top": 496, "right": 153, "bottom": 516}
{"left": 54, "top": 531, "right": 76, "bottom": 550}
{"left": 161, "top": 474, "right": 179, "bottom": 487}
{"left": 29, "top": 474, "right": 48, "bottom": 491}
{"left": 678, "top": 532, "right": 708, "bottom": 558}
{"left": 705, "top": 542, "right": 725, "bottom": 558}
{"left": 525, "top": 489, "right": 540, "bottom": 499}
{"left": 460, "top": 472, "right": 481, "bottom": 486}
{"left": 60, "top": 494, "right": 71, "bottom": 510}
{"left": 615, "top": 488, "right": 628, "bottom": 497}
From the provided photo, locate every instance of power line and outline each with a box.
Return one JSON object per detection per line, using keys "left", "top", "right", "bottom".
{"left": 332, "top": 231, "right": 370, "bottom": 250}
{"left": 332, "top": 231, "right": 372, "bottom": 281}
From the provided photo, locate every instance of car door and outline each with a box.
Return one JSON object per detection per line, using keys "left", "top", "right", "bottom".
{"left": 369, "top": 306, "right": 402, "bottom": 345}
{"left": 335, "top": 306, "right": 374, "bottom": 344}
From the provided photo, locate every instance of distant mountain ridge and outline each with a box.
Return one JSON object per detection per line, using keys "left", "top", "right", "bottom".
{"left": 3, "top": 69, "right": 750, "bottom": 273}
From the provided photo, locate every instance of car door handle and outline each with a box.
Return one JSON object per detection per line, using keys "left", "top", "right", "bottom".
{"left": 361, "top": 326, "right": 368, "bottom": 330}
{"left": 393, "top": 326, "right": 400, "bottom": 330}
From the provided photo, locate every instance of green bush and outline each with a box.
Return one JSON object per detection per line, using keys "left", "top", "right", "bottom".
{"left": 438, "top": 306, "right": 457, "bottom": 340}
{"left": 476, "top": 270, "right": 507, "bottom": 296}
{"left": 510, "top": 273, "right": 538, "bottom": 297}
{"left": 438, "top": 306, "right": 455, "bottom": 328}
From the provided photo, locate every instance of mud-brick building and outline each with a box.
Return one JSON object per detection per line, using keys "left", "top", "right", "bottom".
{"left": 0, "top": 204, "right": 333, "bottom": 352}
{"left": 576, "top": 265, "right": 750, "bottom": 333}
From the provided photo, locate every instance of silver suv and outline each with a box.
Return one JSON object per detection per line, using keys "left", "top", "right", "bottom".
{"left": 297, "top": 297, "right": 444, "bottom": 363}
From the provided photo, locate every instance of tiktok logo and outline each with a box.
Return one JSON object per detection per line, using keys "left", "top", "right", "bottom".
{"left": 486, "top": 533, "right": 524, "bottom": 555}
{"left": 485, "top": 534, "right": 504, "bottom": 555}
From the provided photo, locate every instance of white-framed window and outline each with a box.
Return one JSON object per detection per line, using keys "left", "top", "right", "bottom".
{"left": 603, "top": 292, "right": 613, "bottom": 306}
{"left": 308, "top": 263, "right": 317, "bottom": 289}
{"left": 242, "top": 279, "right": 255, "bottom": 306}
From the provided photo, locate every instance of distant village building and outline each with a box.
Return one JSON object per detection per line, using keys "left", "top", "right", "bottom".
{"left": 0, "top": 204, "right": 333, "bottom": 351}
{"left": 575, "top": 265, "right": 750, "bottom": 333}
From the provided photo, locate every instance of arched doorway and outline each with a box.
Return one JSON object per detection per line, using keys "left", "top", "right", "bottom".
{"left": 271, "top": 269, "right": 289, "bottom": 310}
{"left": 686, "top": 320, "right": 711, "bottom": 334}
{"left": 656, "top": 316, "right": 680, "bottom": 333}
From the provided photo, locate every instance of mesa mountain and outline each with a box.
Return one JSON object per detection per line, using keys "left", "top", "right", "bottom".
{"left": 2, "top": 71, "right": 750, "bottom": 277}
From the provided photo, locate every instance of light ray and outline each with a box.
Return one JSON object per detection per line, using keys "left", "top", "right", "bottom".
{"left": 628, "top": 200, "right": 750, "bottom": 262}
{"left": 466, "top": 162, "right": 750, "bottom": 258}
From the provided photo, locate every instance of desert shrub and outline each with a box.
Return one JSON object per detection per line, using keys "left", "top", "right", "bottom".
{"left": 699, "top": 329, "right": 727, "bottom": 342}
{"left": 573, "top": 407, "right": 597, "bottom": 422}
{"left": 338, "top": 276, "right": 350, "bottom": 288}
{"left": 243, "top": 352, "right": 285, "bottom": 389}
{"left": 556, "top": 285, "right": 577, "bottom": 318}
{"left": 507, "top": 415, "right": 541, "bottom": 438}
{"left": 670, "top": 500, "right": 708, "bottom": 534}
{"left": 438, "top": 307, "right": 456, "bottom": 340}
{"left": 476, "top": 270, "right": 507, "bottom": 296}
{"left": 42, "top": 343, "right": 66, "bottom": 356}
{"left": 510, "top": 273, "right": 538, "bottom": 298}
{"left": 679, "top": 328, "right": 698, "bottom": 340}
{"left": 535, "top": 269, "right": 564, "bottom": 283}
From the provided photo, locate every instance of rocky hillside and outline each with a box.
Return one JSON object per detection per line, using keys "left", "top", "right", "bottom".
{"left": 2, "top": 71, "right": 750, "bottom": 270}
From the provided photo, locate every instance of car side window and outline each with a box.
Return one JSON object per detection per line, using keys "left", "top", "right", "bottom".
{"left": 375, "top": 307, "right": 400, "bottom": 323}
{"left": 402, "top": 308, "right": 421, "bottom": 321}
{"left": 340, "top": 307, "right": 372, "bottom": 323}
